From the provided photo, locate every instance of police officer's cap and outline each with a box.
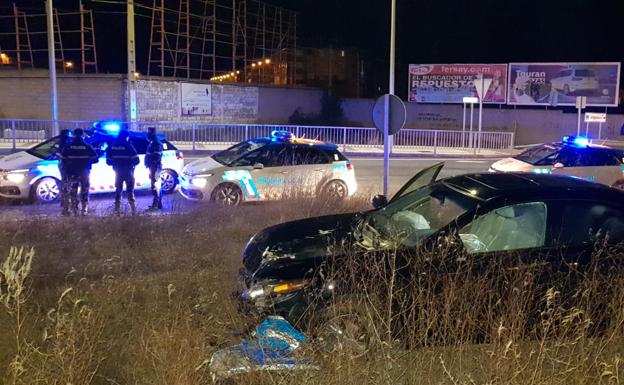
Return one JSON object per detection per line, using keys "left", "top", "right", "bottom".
{"left": 60, "top": 129, "right": 70, "bottom": 136}
{"left": 74, "top": 128, "right": 84, "bottom": 137}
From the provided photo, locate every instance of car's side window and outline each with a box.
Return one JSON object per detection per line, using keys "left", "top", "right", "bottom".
{"left": 293, "top": 146, "right": 331, "bottom": 165}
{"left": 555, "top": 202, "right": 624, "bottom": 246}
{"left": 556, "top": 147, "right": 581, "bottom": 167}
{"left": 459, "top": 202, "right": 547, "bottom": 254}
{"left": 577, "top": 149, "right": 620, "bottom": 167}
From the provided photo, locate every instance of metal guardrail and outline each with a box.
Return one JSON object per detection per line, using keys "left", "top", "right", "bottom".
{"left": 0, "top": 119, "right": 515, "bottom": 153}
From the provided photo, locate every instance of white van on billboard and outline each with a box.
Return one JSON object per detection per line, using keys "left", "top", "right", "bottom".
{"left": 507, "top": 63, "right": 620, "bottom": 107}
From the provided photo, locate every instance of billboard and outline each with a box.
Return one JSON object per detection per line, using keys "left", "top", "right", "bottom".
{"left": 408, "top": 64, "right": 508, "bottom": 104}
{"left": 508, "top": 63, "right": 621, "bottom": 107}
{"left": 180, "top": 83, "right": 212, "bottom": 116}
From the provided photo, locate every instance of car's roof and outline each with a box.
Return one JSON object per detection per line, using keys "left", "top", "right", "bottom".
{"left": 541, "top": 141, "right": 623, "bottom": 154}
{"left": 442, "top": 172, "right": 623, "bottom": 202}
{"left": 252, "top": 136, "right": 339, "bottom": 151}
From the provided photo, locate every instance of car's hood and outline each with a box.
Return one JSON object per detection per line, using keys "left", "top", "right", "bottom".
{"left": 243, "top": 213, "right": 359, "bottom": 275}
{"left": 490, "top": 157, "right": 533, "bottom": 172}
{"left": 183, "top": 156, "right": 223, "bottom": 175}
{"left": 0, "top": 151, "right": 41, "bottom": 171}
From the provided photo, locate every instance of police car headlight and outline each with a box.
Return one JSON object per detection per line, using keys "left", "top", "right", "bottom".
{"left": 6, "top": 170, "right": 28, "bottom": 183}
{"left": 191, "top": 177, "right": 209, "bottom": 188}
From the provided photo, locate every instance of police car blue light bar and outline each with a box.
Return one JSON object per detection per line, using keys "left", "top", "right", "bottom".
{"left": 271, "top": 130, "right": 293, "bottom": 141}
{"left": 103, "top": 122, "right": 121, "bottom": 133}
{"left": 563, "top": 135, "right": 589, "bottom": 148}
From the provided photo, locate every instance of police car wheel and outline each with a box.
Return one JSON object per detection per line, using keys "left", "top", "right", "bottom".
{"left": 212, "top": 183, "right": 242, "bottom": 206}
{"left": 160, "top": 170, "right": 178, "bottom": 194}
{"left": 32, "top": 177, "right": 61, "bottom": 204}
{"left": 324, "top": 180, "right": 348, "bottom": 200}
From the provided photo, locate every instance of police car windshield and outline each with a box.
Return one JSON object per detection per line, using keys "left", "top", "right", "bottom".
{"left": 514, "top": 143, "right": 561, "bottom": 165}
{"left": 27, "top": 137, "right": 61, "bottom": 159}
{"left": 212, "top": 140, "right": 268, "bottom": 165}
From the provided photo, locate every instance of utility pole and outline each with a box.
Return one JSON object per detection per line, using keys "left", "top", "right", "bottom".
{"left": 128, "top": 0, "right": 137, "bottom": 122}
{"left": 383, "top": 0, "right": 396, "bottom": 196}
{"left": 46, "top": 0, "right": 59, "bottom": 135}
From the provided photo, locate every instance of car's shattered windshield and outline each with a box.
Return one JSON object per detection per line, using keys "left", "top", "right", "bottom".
{"left": 355, "top": 184, "right": 477, "bottom": 249}
{"left": 514, "top": 143, "right": 561, "bottom": 165}
{"left": 212, "top": 140, "right": 268, "bottom": 165}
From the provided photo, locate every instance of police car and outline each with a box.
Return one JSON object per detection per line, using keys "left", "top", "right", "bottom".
{"left": 179, "top": 131, "right": 357, "bottom": 205}
{"left": 490, "top": 136, "right": 624, "bottom": 190}
{"left": 0, "top": 122, "right": 184, "bottom": 203}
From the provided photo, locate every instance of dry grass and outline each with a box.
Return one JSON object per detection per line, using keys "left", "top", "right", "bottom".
{"left": 0, "top": 195, "right": 622, "bottom": 385}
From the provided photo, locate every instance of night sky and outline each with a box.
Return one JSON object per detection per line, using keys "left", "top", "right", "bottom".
{"left": 4, "top": 0, "right": 624, "bottom": 94}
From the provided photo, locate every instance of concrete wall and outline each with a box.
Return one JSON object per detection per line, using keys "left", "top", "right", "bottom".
{"left": 342, "top": 98, "right": 624, "bottom": 144}
{"left": 0, "top": 70, "right": 124, "bottom": 121}
{"left": 257, "top": 86, "right": 322, "bottom": 123}
{"left": 2, "top": 71, "right": 624, "bottom": 145}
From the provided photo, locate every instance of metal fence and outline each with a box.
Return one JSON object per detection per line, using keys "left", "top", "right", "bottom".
{"left": 0, "top": 119, "right": 515, "bottom": 153}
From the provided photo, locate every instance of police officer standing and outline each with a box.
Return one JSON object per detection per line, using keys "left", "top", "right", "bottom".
{"left": 56, "top": 129, "right": 72, "bottom": 215}
{"left": 61, "top": 128, "right": 99, "bottom": 215}
{"left": 145, "top": 127, "right": 164, "bottom": 211}
{"left": 106, "top": 129, "right": 140, "bottom": 215}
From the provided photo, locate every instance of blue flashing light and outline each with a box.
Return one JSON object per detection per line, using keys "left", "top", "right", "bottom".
{"left": 563, "top": 135, "right": 589, "bottom": 148}
{"left": 103, "top": 122, "right": 121, "bottom": 133}
{"left": 271, "top": 130, "right": 293, "bottom": 141}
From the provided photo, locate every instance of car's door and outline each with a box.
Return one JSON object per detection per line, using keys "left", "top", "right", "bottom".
{"left": 226, "top": 145, "right": 284, "bottom": 200}
{"left": 552, "top": 147, "right": 621, "bottom": 186}
{"left": 452, "top": 201, "right": 554, "bottom": 322}
{"left": 291, "top": 145, "right": 333, "bottom": 196}
{"left": 390, "top": 162, "right": 444, "bottom": 203}
{"left": 550, "top": 200, "right": 624, "bottom": 265}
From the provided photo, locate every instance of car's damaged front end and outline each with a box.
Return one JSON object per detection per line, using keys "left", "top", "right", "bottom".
{"left": 236, "top": 213, "right": 356, "bottom": 323}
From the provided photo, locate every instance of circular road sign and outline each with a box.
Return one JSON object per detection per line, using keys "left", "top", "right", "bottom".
{"left": 373, "top": 94, "right": 407, "bottom": 136}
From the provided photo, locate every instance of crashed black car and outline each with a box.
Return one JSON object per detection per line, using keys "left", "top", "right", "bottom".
{"left": 237, "top": 163, "right": 624, "bottom": 324}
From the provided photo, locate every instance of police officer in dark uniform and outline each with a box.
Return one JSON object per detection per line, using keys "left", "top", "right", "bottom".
{"left": 56, "top": 129, "right": 73, "bottom": 215}
{"left": 106, "top": 129, "right": 140, "bottom": 215}
{"left": 145, "top": 127, "right": 164, "bottom": 210}
{"left": 61, "top": 128, "right": 99, "bottom": 215}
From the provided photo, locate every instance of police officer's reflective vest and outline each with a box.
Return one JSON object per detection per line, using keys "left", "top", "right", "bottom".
{"left": 106, "top": 140, "right": 140, "bottom": 171}
{"left": 60, "top": 138, "right": 99, "bottom": 174}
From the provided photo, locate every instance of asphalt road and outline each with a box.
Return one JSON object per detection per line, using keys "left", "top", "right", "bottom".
{"left": 0, "top": 157, "right": 497, "bottom": 218}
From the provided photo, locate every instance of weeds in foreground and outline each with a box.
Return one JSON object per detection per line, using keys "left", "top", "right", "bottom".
{"left": 0, "top": 199, "right": 622, "bottom": 384}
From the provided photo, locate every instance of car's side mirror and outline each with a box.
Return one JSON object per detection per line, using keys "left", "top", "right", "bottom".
{"left": 554, "top": 162, "right": 565, "bottom": 169}
{"left": 371, "top": 194, "right": 388, "bottom": 209}
{"left": 253, "top": 162, "right": 264, "bottom": 170}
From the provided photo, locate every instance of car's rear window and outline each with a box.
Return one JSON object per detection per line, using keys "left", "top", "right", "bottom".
{"left": 325, "top": 149, "right": 347, "bottom": 162}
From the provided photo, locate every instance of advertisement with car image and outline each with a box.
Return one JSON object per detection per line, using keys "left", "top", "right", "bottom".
{"left": 507, "top": 62, "right": 621, "bottom": 106}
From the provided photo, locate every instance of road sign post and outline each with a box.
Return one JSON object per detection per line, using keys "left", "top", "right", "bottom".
{"left": 373, "top": 94, "right": 406, "bottom": 195}
{"left": 576, "top": 96, "right": 587, "bottom": 136}
{"left": 462, "top": 96, "right": 478, "bottom": 150}
{"left": 473, "top": 76, "right": 492, "bottom": 153}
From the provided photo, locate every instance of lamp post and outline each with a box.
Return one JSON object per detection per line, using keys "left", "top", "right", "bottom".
{"left": 383, "top": 0, "right": 396, "bottom": 196}
{"left": 46, "top": 0, "right": 59, "bottom": 135}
